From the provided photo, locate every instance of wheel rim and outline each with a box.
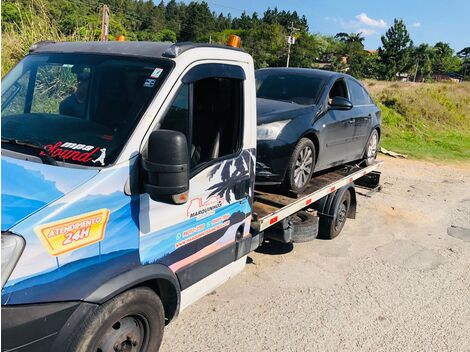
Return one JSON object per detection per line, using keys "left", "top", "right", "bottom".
{"left": 367, "top": 132, "right": 378, "bottom": 161}
{"left": 294, "top": 146, "right": 313, "bottom": 189}
{"left": 334, "top": 201, "right": 348, "bottom": 232}
{"left": 95, "top": 315, "right": 149, "bottom": 352}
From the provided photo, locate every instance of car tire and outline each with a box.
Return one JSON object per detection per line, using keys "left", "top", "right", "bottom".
{"left": 363, "top": 129, "right": 379, "bottom": 166}
{"left": 284, "top": 138, "right": 316, "bottom": 193}
{"left": 318, "top": 189, "right": 351, "bottom": 240}
{"left": 68, "top": 287, "right": 165, "bottom": 352}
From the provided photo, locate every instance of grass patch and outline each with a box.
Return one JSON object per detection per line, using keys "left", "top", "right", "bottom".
{"left": 365, "top": 81, "right": 470, "bottom": 161}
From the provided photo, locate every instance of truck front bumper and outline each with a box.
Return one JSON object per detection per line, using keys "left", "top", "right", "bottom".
{"left": 1, "top": 301, "right": 96, "bottom": 352}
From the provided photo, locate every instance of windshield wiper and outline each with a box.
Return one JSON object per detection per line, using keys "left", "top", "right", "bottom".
{"left": 1, "top": 138, "right": 58, "bottom": 166}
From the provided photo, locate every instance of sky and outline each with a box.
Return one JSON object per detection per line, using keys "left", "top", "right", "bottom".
{"left": 182, "top": 0, "right": 470, "bottom": 51}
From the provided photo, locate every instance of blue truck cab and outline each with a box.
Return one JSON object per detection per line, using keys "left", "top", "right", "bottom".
{"left": 1, "top": 40, "right": 257, "bottom": 351}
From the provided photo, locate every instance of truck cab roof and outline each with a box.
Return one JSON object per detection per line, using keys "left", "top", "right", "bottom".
{"left": 29, "top": 40, "right": 248, "bottom": 61}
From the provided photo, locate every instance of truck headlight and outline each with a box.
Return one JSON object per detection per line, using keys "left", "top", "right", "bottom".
{"left": 257, "top": 120, "right": 291, "bottom": 141}
{"left": 1, "top": 233, "right": 25, "bottom": 288}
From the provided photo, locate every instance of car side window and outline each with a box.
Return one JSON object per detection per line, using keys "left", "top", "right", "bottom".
{"left": 328, "top": 79, "right": 348, "bottom": 104}
{"left": 159, "top": 76, "right": 243, "bottom": 173}
{"left": 348, "top": 79, "right": 373, "bottom": 106}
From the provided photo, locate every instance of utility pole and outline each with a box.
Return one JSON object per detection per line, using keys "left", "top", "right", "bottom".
{"left": 286, "top": 21, "right": 299, "bottom": 67}
{"left": 100, "top": 4, "right": 110, "bottom": 41}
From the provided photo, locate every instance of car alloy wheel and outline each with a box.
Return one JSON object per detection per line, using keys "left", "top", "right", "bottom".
{"left": 364, "top": 129, "right": 379, "bottom": 165}
{"left": 294, "top": 145, "right": 314, "bottom": 190}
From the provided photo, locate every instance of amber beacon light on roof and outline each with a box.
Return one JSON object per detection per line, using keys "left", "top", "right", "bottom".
{"left": 226, "top": 35, "right": 241, "bottom": 48}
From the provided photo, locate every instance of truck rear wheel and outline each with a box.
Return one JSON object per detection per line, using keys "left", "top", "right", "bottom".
{"left": 69, "top": 287, "right": 164, "bottom": 352}
{"left": 318, "top": 189, "right": 351, "bottom": 239}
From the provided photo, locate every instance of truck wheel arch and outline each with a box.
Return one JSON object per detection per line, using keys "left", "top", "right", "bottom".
{"left": 85, "top": 263, "right": 181, "bottom": 324}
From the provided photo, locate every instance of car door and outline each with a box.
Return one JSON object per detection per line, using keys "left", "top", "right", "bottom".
{"left": 316, "top": 78, "right": 356, "bottom": 170}
{"left": 347, "top": 78, "right": 374, "bottom": 158}
{"left": 138, "top": 63, "right": 255, "bottom": 296}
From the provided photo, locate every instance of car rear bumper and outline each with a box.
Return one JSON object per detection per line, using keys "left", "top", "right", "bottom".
{"left": 1, "top": 301, "right": 96, "bottom": 352}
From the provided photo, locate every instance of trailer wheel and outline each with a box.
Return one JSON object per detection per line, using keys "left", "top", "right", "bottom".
{"left": 318, "top": 189, "right": 352, "bottom": 239}
{"left": 68, "top": 287, "right": 164, "bottom": 352}
{"left": 291, "top": 211, "right": 319, "bottom": 243}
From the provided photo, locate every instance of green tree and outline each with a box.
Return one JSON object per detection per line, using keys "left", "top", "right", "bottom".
{"left": 457, "top": 47, "right": 470, "bottom": 79}
{"left": 378, "top": 19, "right": 414, "bottom": 80}
{"left": 179, "top": 1, "right": 215, "bottom": 41}
{"left": 432, "top": 42, "right": 461, "bottom": 73}
{"left": 411, "top": 43, "right": 434, "bottom": 81}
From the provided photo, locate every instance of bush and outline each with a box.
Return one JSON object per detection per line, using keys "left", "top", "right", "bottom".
{"left": 365, "top": 80, "right": 470, "bottom": 160}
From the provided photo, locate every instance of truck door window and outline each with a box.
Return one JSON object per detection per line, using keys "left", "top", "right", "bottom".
{"left": 160, "top": 84, "right": 190, "bottom": 144}
{"left": 159, "top": 76, "right": 243, "bottom": 172}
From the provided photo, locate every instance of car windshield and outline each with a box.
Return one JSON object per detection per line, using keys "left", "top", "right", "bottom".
{"left": 256, "top": 71, "right": 324, "bottom": 105}
{"left": 1, "top": 53, "right": 172, "bottom": 167}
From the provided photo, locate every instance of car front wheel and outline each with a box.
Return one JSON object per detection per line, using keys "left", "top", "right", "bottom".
{"left": 284, "top": 138, "right": 315, "bottom": 193}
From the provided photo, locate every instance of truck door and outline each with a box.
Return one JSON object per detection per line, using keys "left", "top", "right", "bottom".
{"left": 139, "top": 63, "right": 255, "bottom": 293}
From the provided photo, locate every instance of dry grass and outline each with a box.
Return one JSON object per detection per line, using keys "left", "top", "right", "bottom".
{"left": 364, "top": 80, "right": 470, "bottom": 160}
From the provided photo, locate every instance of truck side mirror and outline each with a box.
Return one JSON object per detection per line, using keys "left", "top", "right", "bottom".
{"left": 141, "top": 130, "right": 189, "bottom": 204}
{"left": 329, "top": 96, "right": 353, "bottom": 110}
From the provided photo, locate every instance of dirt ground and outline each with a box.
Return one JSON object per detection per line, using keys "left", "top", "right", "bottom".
{"left": 161, "top": 156, "right": 470, "bottom": 352}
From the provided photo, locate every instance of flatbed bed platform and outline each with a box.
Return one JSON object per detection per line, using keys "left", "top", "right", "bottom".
{"left": 251, "top": 160, "right": 383, "bottom": 232}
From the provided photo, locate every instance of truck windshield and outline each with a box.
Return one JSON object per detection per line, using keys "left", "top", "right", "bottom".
{"left": 256, "top": 71, "right": 324, "bottom": 105}
{"left": 1, "top": 53, "right": 172, "bottom": 167}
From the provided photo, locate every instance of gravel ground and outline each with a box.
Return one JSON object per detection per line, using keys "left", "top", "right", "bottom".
{"left": 161, "top": 156, "right": 470, "bottom": 352}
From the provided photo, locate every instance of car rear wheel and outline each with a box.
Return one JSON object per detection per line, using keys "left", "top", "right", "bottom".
{"left": 284, "top": 138, "right": 315, "bottom": 193}
{"left": 363, "top": 129, "right": 379, "bottom": 166}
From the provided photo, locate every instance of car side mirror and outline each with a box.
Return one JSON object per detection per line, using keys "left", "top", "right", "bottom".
{"left": 329, "top": 96, "right": 353, "bottom": 110}
{"left": 141, "top": 130, "right": 189, "bottom": 204}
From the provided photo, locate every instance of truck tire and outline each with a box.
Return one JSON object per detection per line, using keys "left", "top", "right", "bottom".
{"left": 318, "top": 189, "right": 351, "bottom": 240}
{"left": 291, "top": 211, "right": 319, "bottom": 243}
{"left": 68, "top": 287, "right": 164, "bottom": 352}
{"left": 283, "top": 138, "right": 316, "bottom": 193}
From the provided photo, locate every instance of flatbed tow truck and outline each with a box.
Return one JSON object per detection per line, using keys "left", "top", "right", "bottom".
{"left": 1, "top": 37, "right": 382, "bottom": 351}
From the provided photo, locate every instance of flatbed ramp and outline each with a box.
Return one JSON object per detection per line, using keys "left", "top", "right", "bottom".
{"left": 251, "top": 160, "right": 383, "bottom": 232}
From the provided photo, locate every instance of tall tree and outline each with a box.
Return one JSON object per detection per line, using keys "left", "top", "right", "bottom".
{"left": 179, "top": 1, "right": 215, "bottom": 41}
{"left": 432, "top": 42, "right": 460, "bottom": 73}
{"left": 411, "top": 43, "right": 434, "bottom": 81}
{"left": 378, "top": 19, "right": 413, "bottom": 80}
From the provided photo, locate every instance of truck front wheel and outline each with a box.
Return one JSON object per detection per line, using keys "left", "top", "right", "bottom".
{"left": 69, "top": 287, "right": 164, "bottom": 352}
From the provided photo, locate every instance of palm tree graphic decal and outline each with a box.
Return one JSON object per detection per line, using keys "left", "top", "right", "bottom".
{"left": 206, "top": 149, "right": 255, "bottom": 203}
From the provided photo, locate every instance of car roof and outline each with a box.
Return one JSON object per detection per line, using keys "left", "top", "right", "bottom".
{"left": 256, "top": 67, "right": 346, "bottom": 80}
{"left": 29, "top": 41, "right": 246, "bottom": 60}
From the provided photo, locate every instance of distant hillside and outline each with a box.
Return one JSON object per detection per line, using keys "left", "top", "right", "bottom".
{"left": 365, "top": 80, "right": 470, "bottom": 160}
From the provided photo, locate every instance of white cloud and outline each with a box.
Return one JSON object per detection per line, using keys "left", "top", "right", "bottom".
{"left": 411, "top": 22, "right": 421, "bottom": 28}
{"left": 357, "top": 28, "right": 377, "bottom": 37}
{"left": 355, "top": 13, "right": 387, "bottom": 28}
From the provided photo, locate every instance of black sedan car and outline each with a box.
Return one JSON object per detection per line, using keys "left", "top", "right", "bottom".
{"left": 256, "top": 68, "right": 381, "bottom": 193}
